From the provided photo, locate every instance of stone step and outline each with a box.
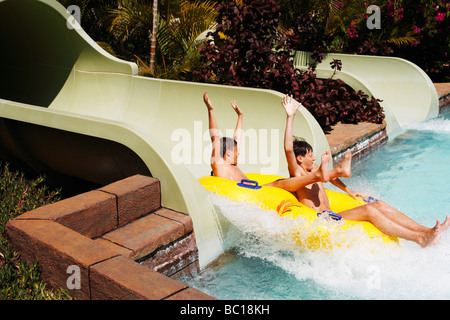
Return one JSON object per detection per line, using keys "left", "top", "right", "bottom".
{"left": 98, "top": 174, "right": 161, "bottom": 228}
{"left": 98, "top": 207, "right": 198, "bottom": 276}
{"left": 7, "top": 174, "right": 208, "bottom": 299}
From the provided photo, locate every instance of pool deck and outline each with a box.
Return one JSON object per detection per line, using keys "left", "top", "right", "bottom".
{"left": 327, "top": 83, "right": 450, "bottom": 163}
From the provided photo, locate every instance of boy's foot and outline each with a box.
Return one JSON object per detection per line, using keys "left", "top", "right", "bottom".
{"left": 337, "top": 149, "right": 352, "bottom": 178}
{"left": 421, "top": 220, "right": 442, "bottom": 247}
{"left": 421, "top": 216, "right": 450, "bottom": 248}
{"left": 441, "top": 215, "right": 450, "bottom": 232}
{"left": 317, "top": 150, "right": 330, "bottom": 183}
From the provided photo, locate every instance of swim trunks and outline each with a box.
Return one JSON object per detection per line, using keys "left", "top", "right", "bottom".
{"left": 363, "top": 196, "right": 378, "bottom": 204}
{"left": 317, "top": 210, "right": 342, "bottom": 221}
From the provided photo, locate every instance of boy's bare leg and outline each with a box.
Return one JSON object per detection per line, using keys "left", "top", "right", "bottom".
{"left": 329, "top": 149, "right": 352, "bottom": 180}
{"left": 265, "top": 151, "right": 330, "bottom": 192}
{"left": 367, "top": 201, "right": 431, "bottom": 233}
{"left": 340, "top": 202, "right": 450, "bottom": 247}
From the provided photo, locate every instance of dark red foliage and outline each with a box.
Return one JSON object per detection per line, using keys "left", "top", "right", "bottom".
{"left": 194, "top": 0, "right": 385, "bottom": 131}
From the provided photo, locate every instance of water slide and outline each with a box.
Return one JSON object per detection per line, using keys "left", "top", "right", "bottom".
{"left": 294, "top": 51, "right": 439, "bottom": 135}
{"left": 0, "top": 0, "right": 331, "bottom": 267}
{"left": 0, "top": 1, "right": 438, "bottom": 267}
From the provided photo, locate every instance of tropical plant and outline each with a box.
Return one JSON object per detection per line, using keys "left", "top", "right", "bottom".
{"left": 279, "top": 0, "right": 419, "bottom": 54}
{"left": 57, "top": 0, "right": 120, "bottom": 48}
{"left": 393, "top": 0, "right": 449, "bottom": 81}
{"left": 196, "top": 0, "right": 385, "bottom": 131}
{"left": 150, "top": 0, "right": 218, "bottom": 79}
{"left": 107, "top": 0, "right": 154, "bottom": 60}
{"left": 0, "top": 163, "right": 70, "bottom": 300}
{"left": 278, "top": 0, "right": 448, "bottom": 81}
{"left": 107, "top": 0, "right": 218, "bottom": 79}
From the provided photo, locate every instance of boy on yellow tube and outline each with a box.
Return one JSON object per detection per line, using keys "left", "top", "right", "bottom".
{"left": 280, "top": 94, "right": 450, "bottom": 247}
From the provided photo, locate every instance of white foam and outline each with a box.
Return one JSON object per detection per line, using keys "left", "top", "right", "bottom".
{"left": 209, "top": 192, "right": 450, "bottom": 299}
{"left": 401, "top": 117, "right": 450, "bottom": 134}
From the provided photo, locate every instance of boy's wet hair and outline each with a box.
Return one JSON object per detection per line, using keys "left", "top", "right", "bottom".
{"left": 220, "top": 137, "right": 237, "bottom": 158}
{"left": 293, "top": 137, "right": 313, "bottom": 157}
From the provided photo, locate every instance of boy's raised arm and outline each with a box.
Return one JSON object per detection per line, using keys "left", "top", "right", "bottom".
{"left": 282, "top": 95, "right": 300, "bottom": 177}
{"left": 203, "top": 91, "right": 221, "bottom": 168}
{"left": 231, "top": 100, "right": 243, "bottom": 153}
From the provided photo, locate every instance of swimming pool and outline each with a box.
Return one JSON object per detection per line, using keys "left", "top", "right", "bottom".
{"left": 179, "top": 107, "right": 450, "bottom": 300}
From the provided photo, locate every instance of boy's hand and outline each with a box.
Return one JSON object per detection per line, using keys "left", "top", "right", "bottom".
{"left": 231, "top": 100, "right": 242, "bottom": 116}
{"left": 203, "top": 91, "right": 213, "bottom": 111}
{"left": 282, "top": 94, "right": 299, "bottom": 117}
{"left": 347, "top": 189, "right": 367, "bottom": 200}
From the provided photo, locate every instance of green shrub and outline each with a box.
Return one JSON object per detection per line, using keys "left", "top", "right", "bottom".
{"left": 195, "top": 0, "right": 385, "bottom": 131}
{"left": 0, "top": 163, "right": 71, "bottom": 300}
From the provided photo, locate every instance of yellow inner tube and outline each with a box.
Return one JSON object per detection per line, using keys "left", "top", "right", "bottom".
{"left": 199, "top": 173, "right": 399, "bottom": 250}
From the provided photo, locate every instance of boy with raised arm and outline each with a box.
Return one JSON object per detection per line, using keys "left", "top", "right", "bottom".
{"left": 280, "top": 94, "right": 450, "bottom": 247}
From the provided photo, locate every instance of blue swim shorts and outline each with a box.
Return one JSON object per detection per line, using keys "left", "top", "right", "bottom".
{"left": 317, "top": 210, "right": 342, "bottom": 221}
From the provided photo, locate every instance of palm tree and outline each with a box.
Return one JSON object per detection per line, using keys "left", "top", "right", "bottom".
{"left": 154, "top": 0, "right": 218, "bottom": 77}
{"left": 107, "top": 0, "right": 153, "bottom": 55}
{"left": 108, "top": 0, "right": 218, "bottom": 78}
{"left": 150, "top": 0, "right": 158, "bottom": 73}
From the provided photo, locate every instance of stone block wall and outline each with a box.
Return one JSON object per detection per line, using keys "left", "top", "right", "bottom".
{"left": 6, "top": 175, "right": 213, "bottom": 300}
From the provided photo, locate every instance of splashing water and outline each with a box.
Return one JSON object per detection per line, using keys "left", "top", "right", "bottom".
{"left": 180, "top": 109, "right": 450, "bottom": 300}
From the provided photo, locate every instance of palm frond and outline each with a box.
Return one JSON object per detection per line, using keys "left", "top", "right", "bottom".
{"left": 381, "top": 24, "right": 419, "bottom": 47}
{"left": 384, "top": 36, "right": 418, "bottom": 46}
{"left": 134, "top": 54, "right": 154, "bottom": 76}
{"left": 157, "top": 0, "right": 218, "bottom": 59}
{"left": 107, "top": 0, "right": 153, "bottom": 42}
{"left": 107, "top": 0, "right": 219, "bottom": 79}
{"left": 324, "top": 0, "right": 343, "bottom": 35}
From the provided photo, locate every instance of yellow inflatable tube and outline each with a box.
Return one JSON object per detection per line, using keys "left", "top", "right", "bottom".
{"left": 199, "top": 173, "right": 399, "bottom": 249}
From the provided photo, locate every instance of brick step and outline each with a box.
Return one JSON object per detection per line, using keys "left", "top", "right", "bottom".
{"left": 7, "top": 174, "right": 210, "bottom": 299}
{"left": 97, "top": 207, "right": 198, "bottom": 276}
{"left": 98, "top": 174, "right": 161, "bottom": 228}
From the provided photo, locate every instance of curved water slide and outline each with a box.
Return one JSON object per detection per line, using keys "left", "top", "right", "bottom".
{"left": 294, "top": 51, "right": 439, "bottom": 135}
{"left": 0, "top": 0, "right": 331, "bottom": 267}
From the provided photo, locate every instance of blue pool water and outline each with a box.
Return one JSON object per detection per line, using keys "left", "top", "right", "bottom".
{"left": 180, "top": 108, "right": 450, "bottom": 300}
